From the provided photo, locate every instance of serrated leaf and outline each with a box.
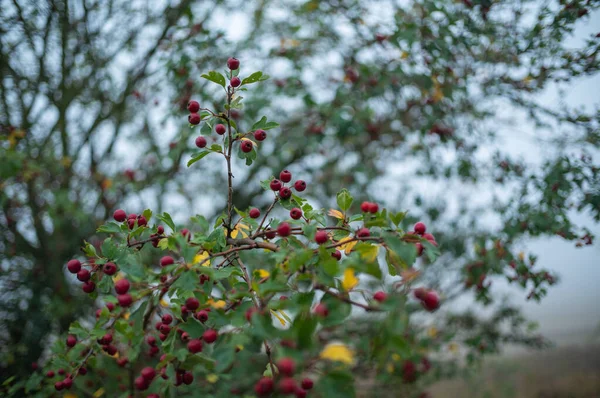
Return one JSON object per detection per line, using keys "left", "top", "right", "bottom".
{"left": 241, "top": 71, "right": 269, "bottom": 85}
{"left": 156, "top": 212, "right": 175, "bottom": 232}
{"left": 336, "top": 189, "right": 353, "bottom": 212}
{"left": 201, "top": 71, "right": 226, "bottom": 88}
{"left": 97, "top": 222, "right": 123, "bottom": 234}
{"left": 82, "top": 240, "right": 97, "bottom": 257}
{"left": 251, "top": 116, "right": 279, "bottom": 131}
{"left": 188, "top": 150, "right": 211, "bottom": 167}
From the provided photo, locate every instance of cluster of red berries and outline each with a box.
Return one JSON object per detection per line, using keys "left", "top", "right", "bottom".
{"left": 49, "top": 367, "right": 78, "bottom": 391}
{"left": 401, "top": 357, "right": 432, "bottom": 384}
{"left": 413, "top": 287, "right": 440, "bottom": 312}
{"left": 407, "top": 221, "right": 437, "bottom": 256}
{"left": 66, "top": 259, "right": 96, "bottom": 294}
{"left": 254, "top": 358, "right": 314, "bottom": 397}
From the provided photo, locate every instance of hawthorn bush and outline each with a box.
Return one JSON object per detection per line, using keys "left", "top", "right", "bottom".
{"left": 3, "top": 59, "right": 560, "bottom": 398}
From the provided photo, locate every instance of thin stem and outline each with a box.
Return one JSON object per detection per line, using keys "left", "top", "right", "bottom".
{"left": 252, "top": 197, "right": 278, "bottom": 238}
{"left": 314, "top": 284, "right": 381, "bottom": 312}
{"left": 225, "top": 74, "right": 235, "bottom": 238}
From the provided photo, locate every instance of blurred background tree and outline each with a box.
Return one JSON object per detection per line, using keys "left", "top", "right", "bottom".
{"left": 1, "top": 0, "right": 598, "bottom": 386}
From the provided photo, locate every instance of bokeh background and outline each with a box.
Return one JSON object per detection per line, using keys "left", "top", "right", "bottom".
{"left": 1, "top": 0, "right": 599, "bottom": 396}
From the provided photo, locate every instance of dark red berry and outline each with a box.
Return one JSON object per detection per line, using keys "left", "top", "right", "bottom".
{"left": 134, "top": 376, "right": 148, "bottom": 390}
{"left": 117, "top": 294, "right": 133, "bottom": 307}
{"left": 301, "top": 378, "right": 314, "bottom": 390}
{"left": 215, "top": 124, "right": 226, "bottom": 135}
{"left": 58, "top": 368, "right": 65, "bottom": 375}
{"left": 368, "top": 202, "right": 379, "bottom": 213}
{"left": 147, "top": 335, "right": 157, "bottom": 346}
{"left": 137, "top": 215, "right": 147, "bottom": 226}
{"left": 270, "top": 179, "right": 282, "bottom": 191}
{"left": 245, "top": 307, "right": 258, "bottom": 322}
{"left": 280, "top": 170, "right": 292, "bottom": 183}
{"left": 187, "top": 100, "right": 200, "bottom": 113}
{"left": 54, "top": 381, "right": 64, "bottom": 391}
{"left": 413, "top": 287, "right": 427, "bottom": 300}
{"left": 332, "top": 250, "right": 342, "bottom": 260}
{"left": 277, "top": 358, "right": 295, "bottom": 376}
{"left": 279, "top": 187, "right": 291, "bottom": 199}
{"left": 416, "top": 242, "right": 424, "bottom": 256}
{"left": 114, "top": 279, "right": 130, "bottom": 294}
{"left": 277, "top": 222, "right": 291, "bottom": 237}
{"left": 254, "top": 377, "right": 274, "bottom": 396}
{"left": 414, "top": 222, "right": 426, "bottom": 235}
{"left": 295, "top": 387, "right": 308, "bottom": 398}
{"left": 62, "top": 378, "right": 73, "bottom": 389}
{"left": 82, "top": 281, "right": 95, "bottom": 293}
{"left": 314, "top": 303, "right": 328, "bottom": 317}
{"left": 161, "top": 314, "right": 173, "bottom": 325}
{"left": 360, "top": 201, "right": 371, "bottom": 212}
{"left": 102, "top": 333, "right": 113, "bottom": 344}
{"left": 103, "top": 262, "right": 117, "bottom": 275}
{"left": 356, "top": 227, "right": 370, "bottom": 238}
{"left": 78, "top": 367, "right": 87, "bottom": 375}
{"left": 141, "top": 367, "right": 156, "bottom": 381}
{"left": 187, "top": 339, "right": 203, "bottom": 353}
{"left": 241, "top": 140, "right": 253, "bottom": 153}
{"left": 106, "top": 302, "right": 115, "bottom": 311}
{"left": 46, "top": 370, "right": 55, "bottom": 378}
{"left": 227, "top": 57, "right": 240, "bottom": 70}
{"left": 290, "top": 208, "right": 302, "bottom": 220}
{"left": 294, "top": 180, "right": 306, "bottom": 192}
{"left": 195, "top": 310, "right": 209, "bottom": 323}
{"left": 373, "top": 291, "right": 387, "bottom": 302}
{"left": 113, "top": 209, "right": 127, "bottom": 222}
{"left": 249, "top": 208, "right": 260, "bottom": 219}
{"left": 157, "top": 225, "right": 164, "bottom": 234}
{"left": 77, "top": 269, "right": 90, "bottom": 282}
{"left": 195, "top": 136, "right": 207, "bottom": 148}
{"left": 185, "top": 297, "right": 200, "bottom": 311}
{"left": 315, "top": 230, "right": 328, "bottom": 244}
{"left": 188, "top": 113, "right": 201, "bottom": 125}
{"left": 254, "top": 129, "right": 267, "bottom": 141}
{"left": 278, "top": 377, "right": 297, "bottom": 394}
{"left": 183, "top": 371, "right": 193, "bottom": 385}
{"left": 202, "top": 329, "right": 218, "bottom": 344}
{"left": 421, "top": 291, "right": 440, "bottom": 312}
{"left": 67, "top": 259, "right": 81, "bottom": 274}
{"left": 66, "top": 335, "right": 77, "bottom": 348}
{"left": 265, "top": 228, "right": 277, "bottom": 239}
{"left": 160, "top": 256, "right": 174, "bottom": 267}
{"left": 230, "top": 76, "right": 241, "bottom": 87}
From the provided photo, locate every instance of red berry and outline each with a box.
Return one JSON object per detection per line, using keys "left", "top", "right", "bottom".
{"left": 254, "top": 377, "right": 274, "bottom": 396}
{"left": 78, "top": 367, "right": 87, "bottom": 375}
{"left": 103, "top": 262, "right": 117, "bottom": 275}
{"left": 159, "top": 333, "right": 167, "bottom": 341}
{"left": 159, "top": 324, "right": 171, "bottom": 334}
{"left": 113, "top": 209, "right": 127, "bottom": 222}
{"left": 202, "top": 329, "right": 218, "bottom": 344}
{"left": 187, "top": 339, "right": 203, "bottom": 353}
{"left": 373, "top": 291, "right": 387, "bottom": 303}
{"left": 66, "top": 335, "right": 77, "bottom": 348}
{"left": 277, "top": 222, "right": 291, "bottom": 237}
{"left": 254, "top": 129, "right": 267, "bottom": 141}
{"left": 215, "top": 124, "right": 226, "bottom": 135}
{"left": 186, "top": 297, "right": 200, "bottom": 311}
{"left": 54, "top": 381, "right": 64, "bottom": 391}
{"left": 77, "top": 269, "right": 90, "bottom": 282}
{"left": 82, "top": 281, "right": 95, "bottom": 293}
{"left": 416, "top": 242, "right": 424, "bottom": 256}
{"left": 422, "top": 233, "right": 435, "bottom": 242}
{"left": 241, "top": 140, "right": 253, "bottom": 153}
{"left": 278, "top": 377, "right": 297, "bottom": 394}
{"left": 137, "top": 215, "right": 147, "bottom": 226}
{"left": 187, "top": 100, "right": 200, "bottom": 113}
{"left": 160, "top": 256, "right": 174, "bottom": 267}
{"left": 62, "top": 378, "right": 73, "bottom": 389}
{"left": 332, "top": 250, "right": 342, "bottom": 260}
{"left": 314, "top": 303, "right": 328, "bottom": 317}
{"left": 161, "top": 314, "right": 173, "bottom": 325}
{"left": 58, "top": 368, "right": 65, "bottom": 375}
{"left": 368, "top": 202, "right": 379, "bottom": 213}
{"left": 114, "top": 279, "right": 130, "bottom": 294}
{"left": 356, "top": 227, "right": 370, "bottom": 238}
{"left": 147, "top": 335, "right": 156, "bottom": 346}
{"left": 157, "top": 225, "right": 164, "bottom": 234}
{"left": 118, "top": 294, "right": 133, "bottom": 307}
{"left": 290, "top": 208, "right": 302, "bottom": 220}
{"left": 315, "top": 230, "right": 328, "bottom": 244}
{"left": 421, "top": 291, "right": 440, "bottom": 312}
{"left": 106, "top": 302, "right": 115, "bottom": 311}
{"left": 295, "top": 387, "right": 308, "bottom": 398}
{"left": 181, "top": 305, "right": 188, "bottom": 314}
{"left": 195, "top": 136, "right": 207, "bottom": 148}
{"left": 360, "top": 201, "right": 371, "bottom": 212}
{"left": 414, "top": 222, "right": 426, "bottom": 235}
{"left": 280, "top": 170, "right": 292, "bottom": 183}
{"left": 245, "top": 307, "right": 258, "bottom": 322}
{"left": 249, "top": 208, "right": 261, "bottom": 219}
{"left": 227, "top": 57, "right": 240, "bottom": 70}
{"left": 230, "top": 76, "right": 241, "bottom": 87}
{"left": 102, "top": 333, "right": 113, "bottom": 344}
{"left": 67, "top": 259, "right": 81, "bottom": 274}
{"left": 402, "top": 361, "right": 417, "bottom": 383}
{"left": 134, "top": 376, "right": 149, "bottom": 390}
{"left": 279, "top": 187, "right": 292, "bottom": 199}
{"left": 277, "top": 357, "right": 295, "bottom": 376}
{"left": 414, "top": 287, "right": 427, "bottom": 300}
{"left": 195, "top": 310, "right": 209, "bottom": 323}
{"left": 183, "top": 371, "right": 194, "bottom": 385}
{"left": 270, "top": 179, "right": 282, "bottom": 191}
{"left": 265, "top": 228, "right": 277, "bottom": 239}
{"left": 188, "top": 113, "right": 201, "bottom": 125}
{"left": 301, "top": 378, "right": 314, "bottom": 390}
{"left": 294, "top": 180, "right": 306, "bottom": 192}
{"left": 46, "top": 370, "right": 55, "bottom": 378}
{"left": 117, "top": 358, "right": 128, "bottom": 367}
{"left": 127, "top": 219, "right": 135, "bottom": 229}
{"left": 141, "top": 367, "right": 156, "bottom": 381}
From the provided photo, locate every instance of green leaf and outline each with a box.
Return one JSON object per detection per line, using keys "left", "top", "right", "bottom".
{"left": 336, "top": 189, "right": 353, "bottom": 212}
{"left": 319, "top": 293, "right": 351, "bottom": 327}
{"left": 317, "top": 371, "right": 356, "bottom": 398}
{"left": 82, "top": 240, "right": 97, "bottom": 257}
{"left": 201, "top": 71, "right": 226, "bottom": 88}
{"left": 156, "top": 212, "right": 176, "bottom": 232}
{"left": 97, "top": 275, "right": 113, "bottom": 294}
{"left": 178, "top": 318, "right": 205, "bottom": 339}
{"left": 188, "top": 150, "right": 211, "bottom": 167}
{"left": 389, "top": 211, "right": 407, "bottom": 227}
{"left": 384, "top": 235, "right": 417, "bottom": 268}
{"left": 251, "top": 116, "right": 279, "bottom": 131}
{"left": 97, "top": 222, "right": 123, "bottom": 234}
{"left": 172, "top": 270, "right": 197, "bottom": 291}
{"left": 241, "top": 71, "right": 269, "bottom": 85}
{"left": 142, "top": 209, "right": 152, "bottom": 222}
{"left": 421, "top": 239, "right": 441, "bottom": 262}
{"left": 68, "top": 321, "right": 89, "bottom": 339}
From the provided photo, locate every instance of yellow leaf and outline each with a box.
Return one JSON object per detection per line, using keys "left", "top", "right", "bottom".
{"left": 392, "top": 353, "right": 401, "bottom": 362}
{"left": 338, "top": 237, "right": 357, "bottom": 255}
{"left": 328, "top": 209, "right": 344, "bottom": 219}
{"left": 93, "top": 388, "right": 105, "bottom": 397}
{"left": 231, "top": 228, "right": 238, "bottom": 238}
{"left": 236, "top": 344, "right": 244, "bottom": 351}
{"left": 101, "top": 179, "right": 112, "bottom": 190}
{"left": 160, "top": 299, "right": 169, "bottom": 308}
{"left": 256, "top": 269, "right": 270, "bottom": 278}
{"left": 518, "top": 252, "right": 525, "bottom": 261}
{"left": 278, "top": 261, "right": 289, "bottom": 272}
{"left": 240, "top": 137, "right": 257, "bottom": 148}
{"left": 60, "top": 157, "right": 72, "bottom": 167}
{"left": 448, "top": 342, "right": 459, "bottom": 353}
{"left": 320, "top": 343, "right": 355, "bottom": 365}
{"left": 112, "top": 272, "right": 126, "bottom": 282}
{"left": 427, "top": 327, "right": 438, "bottom": 338}
{"left": 194, "top": 251, "right": 210, "bottom": 267}
{"left": 400, "top": 268, "right": 420, "bottom": 283}
{"left": 237, "top": 223, "right": 250, "bottom": 230}
{"left": 207, "top": 374, "right": 219, "bottom": 383}
{"left": 270, "top": 309, "right": 287, "bottom": 326}
{"left": 209, "top": 299, "right": 227, "bottom": 309}
{"left": 341, "top": 268, "right": 358, "bottom": 291}
{"left": 123, "top": 312, "right": 130, "bottom": 320}
{"left": 360, "top": 244, "right": 379, "bottom": 262}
